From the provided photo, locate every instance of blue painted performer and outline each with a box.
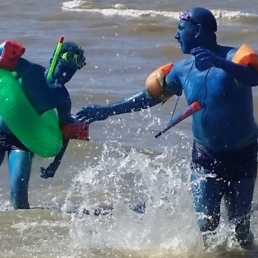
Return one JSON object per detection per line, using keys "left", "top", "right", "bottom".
{"left": 0, "top": 40, "right": 86, "bottom": 209}
{"left": 76, "top": 7, "right": 258, "bottom": 248}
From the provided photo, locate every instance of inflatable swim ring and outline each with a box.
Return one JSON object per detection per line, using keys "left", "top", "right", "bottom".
{"left": 0, "top": 68, "right": 63, "bottom": 157}
{"left": 0, "top": 39, "right": 89, "bottom": 158}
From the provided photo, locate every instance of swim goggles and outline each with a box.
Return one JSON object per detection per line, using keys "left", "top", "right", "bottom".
{"left": 61, "top": 52, "right": 86, "bottom": 69}
{"left": 179, "top": 11, "right": 198, "bottom": 25}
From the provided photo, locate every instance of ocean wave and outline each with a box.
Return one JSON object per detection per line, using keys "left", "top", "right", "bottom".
{"left": 62, "top": 0, "right": 258, "bottom": 20}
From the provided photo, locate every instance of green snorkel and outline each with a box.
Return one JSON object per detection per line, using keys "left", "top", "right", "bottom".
{"left": 46, "top": 36, "right": 64, "bottom": 79}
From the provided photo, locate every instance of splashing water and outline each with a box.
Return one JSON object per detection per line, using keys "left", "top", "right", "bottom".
{"left": 62, "top": 136, "right": 204, "bottom": 254}
{"left": 60, "top": 135, "right": 258, "bottom": 257}
{"left": 1, "top": 133, "right": 257, "bottom": 257}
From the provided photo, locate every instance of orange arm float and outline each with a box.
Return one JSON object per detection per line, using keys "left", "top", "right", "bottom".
{"left": 232, "top": 44, "right": 258, "bottom": 71}
{"left": 0, "top": 40, "right": 25, "bottom": 71}
{"left": 145, "top": 63, "right": 174, "bottom": 102}
{"left": 61, "top": 123, "right": 89, "bottom": 141}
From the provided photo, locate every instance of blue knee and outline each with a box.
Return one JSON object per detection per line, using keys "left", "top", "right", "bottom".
{"left": 190, "top": 169, "right": 223, "bottom": 233}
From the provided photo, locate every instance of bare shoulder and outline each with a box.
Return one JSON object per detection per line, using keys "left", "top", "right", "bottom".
{"left": 173, "top": 56, "right": 194, "bottom": 73}
{"left": 227, "top": 48, "right": 238, "bottom": 60}
{"left": 218, "top": 45, "right": 237, "bottom": 60}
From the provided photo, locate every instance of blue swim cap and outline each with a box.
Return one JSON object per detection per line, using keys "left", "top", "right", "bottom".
{"left": 180, "top": 7, "right": 217, "bottom": 33}
{"left": 50, "top": 41, "right": 86, "bottom": 70}
{"left": 59, "top": 42, "right": 85, "bottom": 58}
{"left": 60, "top": 42, "right": 86, "bottom": 69}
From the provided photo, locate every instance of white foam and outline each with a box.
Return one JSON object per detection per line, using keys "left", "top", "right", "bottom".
{"left": 62, "top": 1, "right": 258, "bottom": 20}
{"left": 63, "top": 4, "right": 177, "bottom": 18}
{"left": 211, "top": 9, "right": 257, "bottom": 19}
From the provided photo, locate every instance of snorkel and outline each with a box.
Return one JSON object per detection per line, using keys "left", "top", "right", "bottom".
{"left": 46, "top": 36, "right": 64, "bottom": 80}
{"left": 46, "top": 38, "right": 86, "bottom": 88}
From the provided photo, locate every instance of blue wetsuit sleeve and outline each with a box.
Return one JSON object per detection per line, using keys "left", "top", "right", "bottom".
{"left": 164, "top": 64, "right": 183, "bottom": 95}
{"left": 76, "top": 90, "right": 161, "bottom": 123}
{"left": 106, "top": 90, "right": 161, "bottom": 115}
{"left": 214, "top": 57, "right": 258, "bottom": 86}
{"left": 40, "top": 94, "right": 71, "bottom": 179}
{"left": 40, "top": 139, "right": 69, "bottom": 179}
{"left": 190, "top": 47, "right": 258, "bottom": 86}
{"left": 50, "top": 139, "right": 69, "bottom": 170}
{"left": 40, "top": 91, "right": 75, "bottom": 179}
{"left": 56, "top": 92, "right": 73, "bottom": 124}
{"left": 41, "top": 101, "right": 77, "bottom": 179}
{"left": 15, "top": 58, "right": 32, "bottom": 73}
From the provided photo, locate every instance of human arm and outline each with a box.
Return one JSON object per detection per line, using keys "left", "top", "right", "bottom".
{"left": 40, "top": 116, "right": 88, "bottom": 179}
{"left": 76, "top": 62, "right": 183, "bottom": 123}
{"left": 40, "top": 139, "right": 69, "bottom": 178}
{"left": 76, "top": 89, "right": 161, "bottom": 123}
{"left": 40, "top": 94, "right": 77, "bottom": 179}
{"left": 191, "top": 47, "right": 258, "bottom": 86}
{"left": 40, "top": 105, "right": 74, "bottom": 179}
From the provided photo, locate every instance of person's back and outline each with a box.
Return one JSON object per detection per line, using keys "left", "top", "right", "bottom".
{"left": 16, "top": 58, "right": 71, "bottom": 116}
{"left": 0, "top": 58, "right": 71, "bottom": 134}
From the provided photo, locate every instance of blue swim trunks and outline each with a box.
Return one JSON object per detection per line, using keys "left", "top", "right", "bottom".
{"left": 191, "top": 140, "right": 257, "bottom": 180}
{"left": 0, "top": 132, "right": 31, "bottom": 152}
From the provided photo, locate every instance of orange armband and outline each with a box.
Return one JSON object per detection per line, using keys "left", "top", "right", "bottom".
{"left": 61, "top": 123, "right": 89, "bottom": 141}
{"left": 0, "top": 40, "right": 25, "bottom": 71}
{"left": 232, "top": 44, "right": 258, "bottom": 72}
{"left": 145, "top": 63, "right": 174, "bottom": 102}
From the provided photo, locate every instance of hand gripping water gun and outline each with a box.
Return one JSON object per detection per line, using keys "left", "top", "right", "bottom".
{"left": 155, "top": 101, "right": 201, "bottom": 138}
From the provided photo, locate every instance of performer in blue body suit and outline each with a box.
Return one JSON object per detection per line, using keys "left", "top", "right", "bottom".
{"left": 0, "top": 41, "right": 86, "bottom": 209}
{"left": 76, "top": 7, "right": 258, "bottom": 248}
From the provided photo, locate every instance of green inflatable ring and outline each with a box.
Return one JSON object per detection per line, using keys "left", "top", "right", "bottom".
{"left": 0, "top": 68, "right": 62, "bottom": 157}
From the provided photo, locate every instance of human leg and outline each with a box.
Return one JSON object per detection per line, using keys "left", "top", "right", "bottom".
{"left": 8, "top": 150, "right": 33, "bottom": 209}
{"left": 223, "top": 141, "right": 257, "bottom": 247}
{"left": 225, "top": 177, "right": 256, "bottom": 247}
{"left": 190, "top": 167, "right": 224, "bottom": 247}
{"left": 0, "top": 134, "right": 8, "bottom": 168}
{"left": 191, "top": 141, "right": 226, "bottom": 246}
{"left": 0, "top": 149, "right": 6, "bottom": 166}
